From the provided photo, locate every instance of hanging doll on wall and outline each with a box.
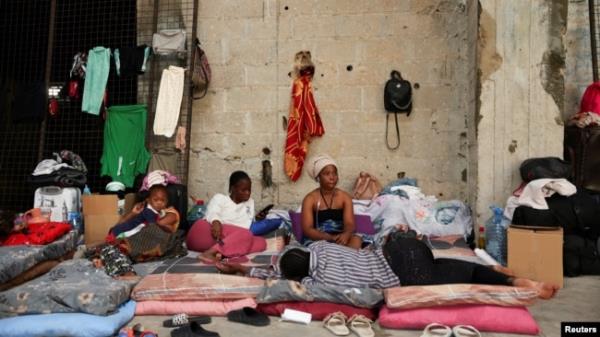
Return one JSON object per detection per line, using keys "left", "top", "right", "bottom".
{"left": 284, "top": 50, "right": 325, "bottom": 181}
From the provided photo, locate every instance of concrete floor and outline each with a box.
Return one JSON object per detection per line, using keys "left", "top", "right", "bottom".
{"left": 129, "top": 275, "right": 600, "bottom": 337}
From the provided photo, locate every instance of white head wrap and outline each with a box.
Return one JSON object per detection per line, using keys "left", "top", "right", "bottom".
{"left": 306, "top": 154, "right": 337, "bottom": 181}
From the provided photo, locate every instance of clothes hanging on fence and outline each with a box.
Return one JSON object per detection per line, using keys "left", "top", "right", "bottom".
{"left": 82, "top": 47, "right": 111, "bottom": 115}
{"left": 148, "top": 148, "right": 178, "bottom": 175}
{"left": 114, "top": 45, "right": 151, "bottom": 76}
{"left": 284, "top": 71, "right": 324, "bottom": 181}
{"left": 153, "top": 66, "right": 185, "bottom": 137}
{"left": 101, "top": 105, "right": 151, "bottom": 187}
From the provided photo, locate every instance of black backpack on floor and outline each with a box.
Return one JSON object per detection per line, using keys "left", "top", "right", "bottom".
{"left": 563, "top": 234, "right": 600, "bottom": 276}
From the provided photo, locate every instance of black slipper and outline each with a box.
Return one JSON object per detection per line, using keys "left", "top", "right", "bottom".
{"left": 163, "top": 313, "right": 212, "bottom": 328}
{"left": 227, "top": 307, "right": 270, "bottom": 327}
{"left": 171, "top": 322, "right": 219, "bottom": 337}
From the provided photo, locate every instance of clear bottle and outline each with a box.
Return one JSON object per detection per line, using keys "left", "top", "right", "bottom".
{"left": 62, "top": 202, "right": 68, "bottom": 222}
{"left": 485, "top": 206, "right": 508, "bottom": 265}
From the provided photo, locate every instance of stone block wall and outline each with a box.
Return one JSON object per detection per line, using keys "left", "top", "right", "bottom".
{"left": 188, "top": 0, "right": 475, "bottom": 208}
{"left": 477, "top": 0, "right": 567, "bottom": 224}
{"left": 565, "top": 0, "right": 593, "bottom": 119}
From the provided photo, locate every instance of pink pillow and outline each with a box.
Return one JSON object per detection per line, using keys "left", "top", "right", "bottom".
{"left": 135, "top": 298, "right": 256, "bottom": 316}
{"left": 379, "top": 305, "right": 539, "bottom": 335}
{"left": 384, "top": 284, "right": 538, "bottom": 309}
{"left": 257, "top": 301, "right": 378, "bottom": 321}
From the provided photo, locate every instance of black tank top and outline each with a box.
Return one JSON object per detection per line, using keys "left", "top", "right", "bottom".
{"left": 313, "top": 208, "right": 343, "bottom": 223}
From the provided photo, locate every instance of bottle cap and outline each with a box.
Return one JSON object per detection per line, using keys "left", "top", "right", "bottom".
{"left": 479, "top": 227, "right": 484, "bottom": 232}
{"left": 196, "top": 200, "right": 204, "bottom": 205}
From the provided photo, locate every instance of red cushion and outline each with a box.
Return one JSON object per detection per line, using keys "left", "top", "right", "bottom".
{"left": 257, "top": 301, "right": 378, "bottom": 321}
{"left": 379, "top": 305, "right": 539, "bottom": 334}
{"left": 2, "top": 222, "right": 72, "bottom": 246}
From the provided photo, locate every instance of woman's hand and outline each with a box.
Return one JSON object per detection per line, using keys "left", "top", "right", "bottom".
{"left": 336, "top": 231, "right": 352, "bottom": 245}
{"left": 211, "top": 220, "right": 223, "bottom": 241}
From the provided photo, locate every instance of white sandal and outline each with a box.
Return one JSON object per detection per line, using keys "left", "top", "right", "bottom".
{"left": 323, "top": 311, "right": 350, "bottom": 336}
{"left": 347, "top": 314, "right": 374, "bottom": 337}
{"left": 452, "top": 325, "right": 481, "bottom": 337}
{"left": 420, "top": 323, "right": 452, "bottom": 337}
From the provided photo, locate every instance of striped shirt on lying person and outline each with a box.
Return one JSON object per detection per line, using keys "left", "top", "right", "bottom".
{"left": 248, "top": 240, "right": 400, "bottom": 289}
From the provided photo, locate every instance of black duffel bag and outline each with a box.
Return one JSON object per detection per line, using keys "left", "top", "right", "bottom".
{"left": 519, "top": 157, "right": 572, "bottom": 182}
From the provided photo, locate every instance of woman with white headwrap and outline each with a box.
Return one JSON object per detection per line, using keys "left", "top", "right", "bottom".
{"left": 300, "top": 154, "right": 362, "bottom": 249}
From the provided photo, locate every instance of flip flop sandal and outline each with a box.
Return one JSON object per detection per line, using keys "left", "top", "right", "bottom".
{"left": 347, "top": 314, "right": 374, "bottom": 337}
{"left": 452, "top": 325, "right": 482, "bottom": 337}
{"left": 323, "top": 311, "right": 350, "bottom": 336}
{"left": 420, "top": 323, "right": 452, "bottom": 337}
{"left": 171, "top": 321, "right": 220, "bottom": 337}
{"left": 163, "top": 313, "right": 212, "bottom": 328}
{"left": 227, "top": 306, "right": 270, "bottom": 326}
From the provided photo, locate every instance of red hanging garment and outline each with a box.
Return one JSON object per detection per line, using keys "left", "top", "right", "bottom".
{"left": 580, "top": 82, "right": 600, "bottom": 115}
{"left": 284, "top": 72, "right": 324, "bottom": 181}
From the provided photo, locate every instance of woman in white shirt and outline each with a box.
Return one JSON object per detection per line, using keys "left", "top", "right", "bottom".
{"left": 186, "top": 171, "right": 267, "bottom": 261}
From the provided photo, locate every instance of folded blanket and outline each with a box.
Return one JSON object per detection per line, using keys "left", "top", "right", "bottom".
{"left": 256, "top": 279, "right": 384, "bottom": 308}
{"left": 0, "top": 259, "right": 135, "bottom": 317}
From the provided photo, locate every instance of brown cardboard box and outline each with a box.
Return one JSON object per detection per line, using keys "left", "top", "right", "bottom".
{"left": 507, "top": 226, "right": 564, "bottom": 288}
{"left": 123, "top": 193, "right": 138, "bottom": 215}
{"left": 82, "top": 195, "right": 121, "bottom": 244}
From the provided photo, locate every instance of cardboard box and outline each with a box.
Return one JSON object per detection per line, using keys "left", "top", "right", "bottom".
{"left": 82, "top": 195, "right": 121, "bottom": 244}
{"left": 508, "top": 226, "right": 564, "bottom": 288}
{"left": 123, "top": 193, "right": 138, "bottom": 215}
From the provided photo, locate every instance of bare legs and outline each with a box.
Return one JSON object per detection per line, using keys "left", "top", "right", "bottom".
{"left": 512, "top": 277, "right": 560, "bottom": 299}
{"left": 492, "top": 264, "right": 515, "bottom": 277}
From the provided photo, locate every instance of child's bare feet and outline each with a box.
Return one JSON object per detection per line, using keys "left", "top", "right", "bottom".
{"left": 492, "top": 264, "right": 515, "bottom": 277}
{"left": 512, "top": 278, "right": 559, "bottom": 299}
{"left": 199, "top": 250, "right": 223, "bottom": 264}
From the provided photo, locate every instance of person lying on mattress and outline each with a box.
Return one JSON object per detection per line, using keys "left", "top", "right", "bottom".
{"left": 215, "top": 233, "right": 559, "bottom": 300}
{"left": 300, "top": 154, "right": 362, "bottom": 249}
{"left": 186, "top": 170, "right": 268, "bottom": 262}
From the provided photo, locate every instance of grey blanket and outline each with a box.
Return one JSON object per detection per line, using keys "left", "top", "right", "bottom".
{"left": 0, "top": 230, "right": 78, "bottom": 284}
{"left": 256, "top": 279, "right": 384, "bottom": 308}
{"left": 0, "top": 259, "right": 135, "bottom": 317}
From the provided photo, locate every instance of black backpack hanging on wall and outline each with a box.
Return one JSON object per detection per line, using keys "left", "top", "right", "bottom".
{"left": 384, "top": 70, "right": 413, "bottom": 150}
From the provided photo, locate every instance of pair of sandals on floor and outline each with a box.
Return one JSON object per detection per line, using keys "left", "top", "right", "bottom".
{"left": 165, "top": 307, "right": 270, "bottom": 337}
{"left": 323, "top": 312, "right": 374, "bottom": 337}
{"left": 421, "top": 323, "right": 481, "bottom": 337}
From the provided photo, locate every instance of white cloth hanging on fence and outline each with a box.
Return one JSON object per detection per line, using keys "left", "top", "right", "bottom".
{"left": 153, "top": 66, "right": 185, "bottom": 137}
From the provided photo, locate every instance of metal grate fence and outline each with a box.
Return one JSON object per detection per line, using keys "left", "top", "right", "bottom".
{"left": 0, "top": 0, "right": 196, "bottom": 211}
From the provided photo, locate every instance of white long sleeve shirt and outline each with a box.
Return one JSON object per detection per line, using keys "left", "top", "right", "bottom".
{"left": 204, "top": 193, "right": 255, "bottom": 229}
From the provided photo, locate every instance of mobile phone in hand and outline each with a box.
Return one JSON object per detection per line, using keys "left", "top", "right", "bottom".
{"left": 258, "top": 204, "right": 274, "bottom": 216}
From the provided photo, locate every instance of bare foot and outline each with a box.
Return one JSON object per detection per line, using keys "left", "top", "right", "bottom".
{"left": 116, "top": 274, "right": 141, "bottom": 282}
{"left": 493, "top": 264, "right": 515, "bottom": 277}
{"left": 396, "top": 224, "right": 409, "bottom": 232}
{"left": 199, "top": 251, "right": 219, "bottom": 263}
{"left": 512, "top": 278, "right": 559, "bottom": 299}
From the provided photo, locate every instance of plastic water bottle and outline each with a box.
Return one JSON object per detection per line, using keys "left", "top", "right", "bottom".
{"left": 62, "top": 202, "right": 68, "bottom": 222}
{"left": 485, "top": 206, "right": 508, "bottom": 266}
{"left": 68, "top": 211, "right": 82, "bottom": 233}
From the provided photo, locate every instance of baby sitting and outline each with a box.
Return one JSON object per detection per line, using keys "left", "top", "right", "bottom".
{"left": 108, "top": 185, "right": 178, "bottom": 240}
